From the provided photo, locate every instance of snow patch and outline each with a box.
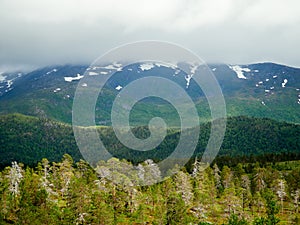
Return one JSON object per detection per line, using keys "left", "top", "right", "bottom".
{"left": 190, "top": 64, "right": 198, "bottom": 74}
{"left": 273, "top": 75, "right": 278, "bottom": 78}
{"left": 185, "top": 75, "right": 192, "bottom": 88}
{"left": 53, "top": 88, "right": 61, "bottom": 93}
{"left": 185, "top": 64, "right": 198, "bottom": 88}
{"left": 261, "top": 101, "right": 266, "bottom": 106}
{"left": 113, "top": 62, "right": 122, "bottom": 68}
{"left": 254, "top": 70, "right": 259, "bottom": 72}
{"left": 140, "top": 63, "right": 155, "bottom": 71}
{"left": 64, "top": 74, "right": 84, "bottom": 82}
{"left": 95, "top": 63, "right": 123, "bottom": 71}
{"left": 281, "top": 79, "right": 288, "bottom": 88}
{"left": 270, "top": 86, "right": 274, "bottom": 90}
{"left": 258, "top": 81, "right": 263, "bottom": 84}
{"left": 104, "top": 65, "right": 116, "bottom": 70}
{"left": 100, "top": 71, "right": 108, "bottom": 75}
{"left": 7, "top": 80, "right": 13, "bottom": 88}
{"left": 5, "top": 88, "right": 13, "bottom": 93}
{"left": 115, "top": 85, "right": 122, "bottom": 91}
{"left": 229, "top": 65, "right": 250, "bottom": 79}
{"left": 155, "top": 62, "right": 176, "bottom": 69}
{"left": 46, "top": 69, "right": 57, "bottom": 75}
{"left": 212, "top": 68, "right": 216, "bottom": 71}
{"left": 265, "top": 78, "right": 269, "bottom": 82}
{"left": 265, "top": 90, "right": 270, "bottom": 93}
{"left": 89, "top": 71, "right": 98, "bottom": 76}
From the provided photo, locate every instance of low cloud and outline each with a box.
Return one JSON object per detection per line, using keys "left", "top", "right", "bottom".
{"left": 1, "top": 0, "right": 300, "bottom": 70}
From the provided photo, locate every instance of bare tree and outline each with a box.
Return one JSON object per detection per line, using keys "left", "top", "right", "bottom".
{"left": 276, "top": 179, "right": 287, "bottom": 214}
{"left": 7, "top": 162, "right": 23, "bottom": 196}
{"left": 174, "top": 171, "right": 193, "bottom": 206}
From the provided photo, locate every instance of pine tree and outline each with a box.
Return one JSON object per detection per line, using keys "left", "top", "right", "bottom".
{"left": 291, "top": 189, "right": 299, "bottom": 213}
{"left": 253, "top": 167, "right": 266, "bottom": 193}
{"left": 37, "top": 158, "right": 57, "bottom": 200}
{"left": 240, "top": 174, "right": 252, "bottom": 212}
{"left": 221, "top": 166, "right": 233, "bottom": 189}
{"left": 166, "top": 192, "right": 190, "bottom": 224}
{"left": 213, "top": 163, "right": 222, "bottom": 194}
{"left": 252, "top": 192, "right": 265, "bottom": 214}
{"left": 59, "top": 154, "right": 75, "bottom": 198}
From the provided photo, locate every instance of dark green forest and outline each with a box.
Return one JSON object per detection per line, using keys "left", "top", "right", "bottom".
{"left": 0, "top": 114, "right": 299, "bottom": 168}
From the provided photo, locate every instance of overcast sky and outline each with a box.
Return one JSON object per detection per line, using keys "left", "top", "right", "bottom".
{"left": 1, "top": 0, "right": 300, "bottom": 71}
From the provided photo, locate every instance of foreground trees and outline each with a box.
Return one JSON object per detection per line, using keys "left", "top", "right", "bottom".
{"left": 0, "top": 155, "right": 300, "bottom": 224}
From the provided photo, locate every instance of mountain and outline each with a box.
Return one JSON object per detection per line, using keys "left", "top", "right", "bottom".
{"left": 0, "top": 114, "right": 299, "bottom": 168}
{"left": 0, "top": 62, "right": 299, "bottom": 125}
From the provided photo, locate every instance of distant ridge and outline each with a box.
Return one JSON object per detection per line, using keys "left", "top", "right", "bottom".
{"left": 0, "top": 62, "right": 299, "bottom": 125}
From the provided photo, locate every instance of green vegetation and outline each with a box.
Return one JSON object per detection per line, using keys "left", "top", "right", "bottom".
{"left": 0, "top": 114, "right": 81, "bottom": 168}
{"left": 0, "top": 114, "right": 299, "bottom": 169}
{"left": 0, "top": 112, "right": 299, "bottom": 224}
{"left": 1, "top": 93, "right": 299, "bottom": 125}
{"left": 0, "top": 156, "right": 300, "bottom": 224}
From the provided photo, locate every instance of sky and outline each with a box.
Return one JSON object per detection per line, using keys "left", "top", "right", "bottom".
{"left": 1, "top": 0, "right": 300, "bottom": 71}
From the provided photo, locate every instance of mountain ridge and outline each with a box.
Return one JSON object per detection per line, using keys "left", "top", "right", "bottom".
{"left": 0, "top": 62, "right": 299, "bottom": 125}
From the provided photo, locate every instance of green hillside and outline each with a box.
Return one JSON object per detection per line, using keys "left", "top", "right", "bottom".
{"left": 0, "top": 114, "right": 299, "bottom": 168}
{"left": 0, "top": 63, "right": 299, "bottom": 125}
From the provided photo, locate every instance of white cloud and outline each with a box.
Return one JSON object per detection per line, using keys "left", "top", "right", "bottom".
{"left": 0, "top": 0, "right": 300, "bottom": 69}
{"left": 240, "top": 0, "right": 300, "bottom": 27}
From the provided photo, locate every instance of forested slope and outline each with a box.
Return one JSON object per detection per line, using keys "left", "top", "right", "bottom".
{"left": 0, "top": 114, "right": 299, "bottom": 168}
